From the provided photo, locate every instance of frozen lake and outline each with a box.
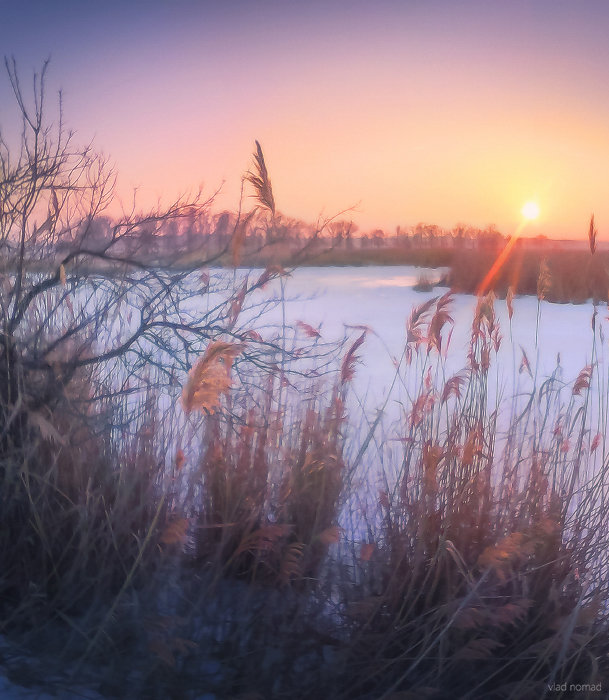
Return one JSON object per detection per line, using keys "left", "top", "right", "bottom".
{"left": 256, "top": 265, "right": 603, "bottom": 414}
{"left": 67, "top": 263, "right": 605, "bottom": 477}
{"left": 246, "top": 265, "right": 608, "bottom": 532}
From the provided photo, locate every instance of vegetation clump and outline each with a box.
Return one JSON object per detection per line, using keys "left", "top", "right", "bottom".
{"left": 1, "top": 62, "right": 608, "bottom": 699}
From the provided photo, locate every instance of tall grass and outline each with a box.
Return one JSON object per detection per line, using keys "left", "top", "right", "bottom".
{"left": 449, "top": 247, "right": 609, "bottom": 303}
{"left": 335, "top": 292, "right": 609, "bottom": 698}
{"left": 1, "top": 280, "right": 609, "bottom": 698}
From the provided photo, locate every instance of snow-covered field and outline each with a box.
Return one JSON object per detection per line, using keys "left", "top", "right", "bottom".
{"left": 70, "top": 262, "right": 604, "bottom": 460}
{"left": 250, "top": 266, "right": 606, "bottom": 526}
{"left": 256, "top": 266, "right": 603, "bottom": 416}
{"left": 3, "top": 266, "right": 606, "bottom": 698}
{"left": 78, "top": 264, "right": 602, "bottom": 423}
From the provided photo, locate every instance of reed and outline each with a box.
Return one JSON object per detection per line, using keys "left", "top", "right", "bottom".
{"left": 2, "top": 285, "right": 609, "bottom": 697}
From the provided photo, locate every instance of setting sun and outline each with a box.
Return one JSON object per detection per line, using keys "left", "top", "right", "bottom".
{"left": 521, "top": 201, "right": 540, "bottom": 220}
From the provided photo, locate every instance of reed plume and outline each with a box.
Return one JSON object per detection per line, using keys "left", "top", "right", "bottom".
{"left": 245, "top": 140, "right": 276, "bottom": 215}
{"left": 181, "top": 341, "right": 243, "bottom": 414}
{"left": 589, "top": 214, "right": 597, "bottom": 255}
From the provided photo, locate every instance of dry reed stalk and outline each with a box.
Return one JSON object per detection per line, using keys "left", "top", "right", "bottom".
{"left": 181, "top": 341, "right": 243, "bottom": 414}
{"left": 341, "top": 331, "right": 366, "bottom": 385}
{"left": 589, "top": 214, "right": 597, "bottom": 255}
{"left": 427, "top": 292, "right": 454, "bottom": 354}
{"left": 245, "top": 140, "right": 276, "bottom": 215}
{"left": 506, "top": 286, "right": 514, "bottom": 321}
{"left": 537, "top": 258, "right": 551, "bottom": 301}
{"left": 230, "top": 209, "right": 256, "bottom": 266}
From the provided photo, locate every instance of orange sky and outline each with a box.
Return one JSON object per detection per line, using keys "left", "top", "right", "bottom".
{"left": 2, "top": 1, "right": 609, "bottom": 238}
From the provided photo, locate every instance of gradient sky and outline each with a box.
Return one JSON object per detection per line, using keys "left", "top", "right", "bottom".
{"left": 2, "top": 0, "right": 609, "bottom": 238}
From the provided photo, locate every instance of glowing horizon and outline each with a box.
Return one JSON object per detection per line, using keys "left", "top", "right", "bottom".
{"left": 2, "top": 1, "right": 609, "bottom": 239}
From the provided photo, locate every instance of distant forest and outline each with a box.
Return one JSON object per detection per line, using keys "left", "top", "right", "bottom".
{"left": 50, "top": 209, "right": 582, "bottom": 262}
{"left": 44, "top": 210, "right": 606, "bottom": 304}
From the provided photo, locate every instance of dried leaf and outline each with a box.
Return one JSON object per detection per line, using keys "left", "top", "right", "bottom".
{"left": 410, "top": 391, "right": 434, "bottom": 427}
{"left": 243, "top": 329, "right": 263, "bottom": 342}
{"left": 51, "top": 188, "right": 59, "bottom": 219}
{"left": 256, "top": 264, "right": 286, "bottom": 288}
{"left": 519, "top": 346, "right": 532, "bottom": 377}
{"left": 228, "top": 280, "right": 248, "bottom": 328}
{"left": 589, "top": 214, "right": 597, "bottom": 255}
{"left": 406, "top": 297, "right": 438, "bottom": 344}
{"left": 427, "top": 293, "right": 454, "bottom": 354}
{"left": 35, "top": 215, "right": 53, "bottom": 236}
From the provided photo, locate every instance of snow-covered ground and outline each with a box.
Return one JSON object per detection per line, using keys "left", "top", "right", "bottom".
{"left": 76, "top": 264, "right": 603, "bottom": 424}
{"left": 248, "top": 265, "right": 607, "bottom": 542}
{"left": 254, "top": 265, "right": 603, "bottom": 413}
{"left": 3, "top": 266, "right": 606, "bottom": 698}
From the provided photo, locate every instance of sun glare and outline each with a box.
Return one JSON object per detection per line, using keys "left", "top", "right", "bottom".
{"left": 521, "top": 201, "right": 540, "bottom": 220}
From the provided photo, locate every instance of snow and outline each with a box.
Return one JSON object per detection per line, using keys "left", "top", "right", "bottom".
{"left": 2, "top": 266, "right": 605, "bottom": 698}
{"left": 249, "top": 266, "right": 607, "bottom": 542}
{"left": 254, "top": 266, "right": 602, "bottom": 413}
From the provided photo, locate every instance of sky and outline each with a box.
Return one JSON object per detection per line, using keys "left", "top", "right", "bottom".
{"left": 2, "top": 0, "right": 609, "bottom": 238}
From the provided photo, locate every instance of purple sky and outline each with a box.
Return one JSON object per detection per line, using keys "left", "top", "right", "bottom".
{"left": 3, "top": 1, "right": 609, "bottom": 237}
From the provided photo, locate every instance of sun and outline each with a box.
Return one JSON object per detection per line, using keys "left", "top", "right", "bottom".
{"left": 521, "top": 201, "right": 540, "bottom": 220}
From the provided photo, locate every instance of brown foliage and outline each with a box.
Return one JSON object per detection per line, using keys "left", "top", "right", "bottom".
{"left": 245, "top": 140, "right": 276, "bottom": 215}
{"left": 341, "top": 331, "right": 366, "bottom": 384}
{"left": 573, "top": 364, "right": 592, "bottom": 396}
{"left": 181, "top": 341, "right": 243, "bottom": 414}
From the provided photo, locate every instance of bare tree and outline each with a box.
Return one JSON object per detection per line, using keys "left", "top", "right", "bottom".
{"left": 0, "top": 60, "right": 348, "bottom": 471}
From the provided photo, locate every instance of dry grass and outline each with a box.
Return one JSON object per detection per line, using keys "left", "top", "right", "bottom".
{"left": 1, "top": 255, "right": 609, "bottom": 697}
{"left": 333, "top": 292, "right": 609, "bottom": 698}
{"left": 2, "top": 286, "right": 608, "bottom": 697}
{"left": 449, "top": 247, "right": 609, "bottom": 303}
